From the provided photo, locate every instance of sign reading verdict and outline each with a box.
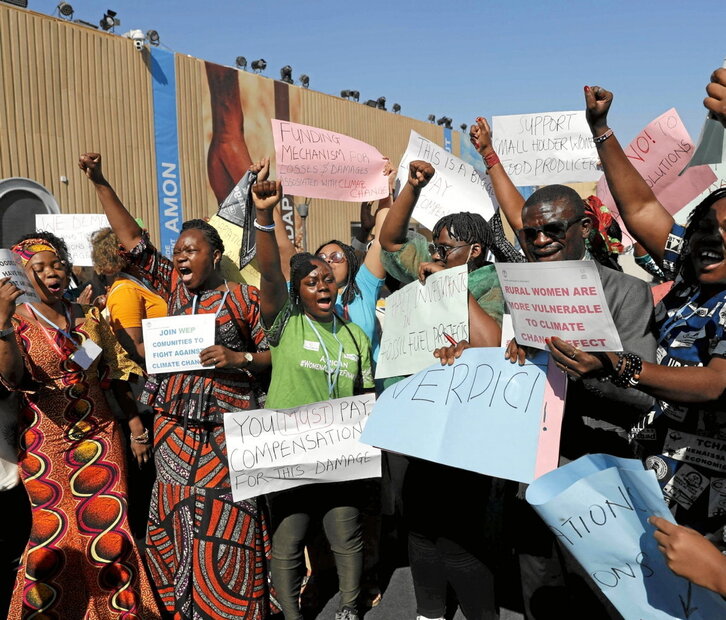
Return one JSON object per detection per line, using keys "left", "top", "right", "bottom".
{"left": 35, "top": 214, "right": 110, "bottom": 267}
{"left": 376, "top": 265, "right": 469, "bottom": 379}
{"left": 362, "top": 348, "right": 566, "bottom": 483}
{"left": 496, "top": 261, "right": 622, "bottom": 351}
{"left": 224, "top": 394, "right": 380, "bottom": 501}
{"left": 397, "top": 131, "right": 496, "bottom": 231}
{"left": 143, "top": 314, "right": 216, "bottom": 374}
{"left": 492, "top": 111, "right": 600, "bottom": 186}
{"left": 271, "top": 119, "right": 388, "bottom": 202}
{"left": 0, "top": 250, "right": 40, "bottom": 304}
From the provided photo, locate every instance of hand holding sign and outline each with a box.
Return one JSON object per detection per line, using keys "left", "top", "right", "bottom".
{"left": 0, "top": 277, "right": 23, "bottom": 328}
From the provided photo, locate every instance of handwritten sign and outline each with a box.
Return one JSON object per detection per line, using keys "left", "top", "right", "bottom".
{"left": 271, "top": 119, "right": 388, "bottom": 202}
{"left": 362, "top": 348, "right": 566, "bottom": 483}
{"left": 492, "top": 111, "right": 600, "bottom": 186}
{"left": 397, "top": 131, "right": 495, "bottom": 231}
{"left": 596, "top": 109, "right": 717, "bottom": 245}
{"left": 496, "top": 261, "right": 622, "bottom": 351}
{"left": 674, "top": 161, "right": 726, "bottom": 226}
{"left": 35, "top": 214, "right": 110, "bottom": 267}
{"left": 224, "top": 394, "right": 381, "bottom": 501}
{"left": 0, "top": 250, "right": 40, "bottom": 304}
{"left": 375, "top": 265, "right": 469, "bottom": 379}
{"left": 526, "top": 454, "right": 726, "bottom": 619}
{"left": 142, "top": 314, "right": 215, "bottom": 374}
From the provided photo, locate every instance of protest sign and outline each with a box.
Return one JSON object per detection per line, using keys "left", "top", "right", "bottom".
{"left": 143, "top": 314, "right": 216, "bottom": 374}
{"left": 271, "top": 119, "right": 388, "bottom": 202}
{"left": 362, "top": 348, "right": 566, "bottom": 483}
{"left": 526, "top": 454, "right": 726, "bottom": 619}
{"left": 496, "top": 261, "right": 622, "bottom": 351}
{"left": 673, "top": 161, "right": 726, "bottom": 226}
{"left": 596, "top": 109, "right": 717, "bottom": 244}
{"left": 492, "top": 111, "right": 600, "bottom": 186}
{"left": 0, "top": 249, "right": 40, "bottom": 304}
{"left": 397, "top": 131, "right": 495, "bottom": 231}
{"left": 224, "top": 394, "right": 380, "bottom": 501}
{"left": 35, "top": 214, "right": 110, "bottom": 266}
{"left": 376, "top": 265, "right": 469, "bottom": 379}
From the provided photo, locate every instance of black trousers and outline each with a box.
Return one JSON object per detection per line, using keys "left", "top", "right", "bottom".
{"left": 0, "top": 483, "right": 32, "bottom": 618}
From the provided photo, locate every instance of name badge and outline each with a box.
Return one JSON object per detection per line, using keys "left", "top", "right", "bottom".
{"left": 70, "top": 338, "right": 102, "bottom": 370}
{"left": 303, "top": 340, "right": 320, "bottom": 352}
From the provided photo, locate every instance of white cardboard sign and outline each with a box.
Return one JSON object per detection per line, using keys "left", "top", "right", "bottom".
{"left": 143, "top": 314, "right": 216, "bottom": 374}
{"left": 35, "top": 214, "right": 110, "bottom": 267}
{"left": 0, "top": 250, "right": 40, "bottom": 304}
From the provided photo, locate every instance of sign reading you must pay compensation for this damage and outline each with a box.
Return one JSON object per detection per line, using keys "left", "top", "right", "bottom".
{"left": 224, "top": 394, "right": 381, "bottom": 502}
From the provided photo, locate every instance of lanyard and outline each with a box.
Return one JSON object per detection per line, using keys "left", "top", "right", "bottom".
{"left": 658, "top": 290, "right": 704, "bottom": 347}
{"left": 25, "top": 302, "right": 80, "bottom": 351}
{"left": 118, "top": 271, "right": 156, "bottom": 294}
{"left": 305, "top": 315, "right": 343, "bottom": 397}
{"left": 191, "top": 280, "right": 229, "bottom": 319}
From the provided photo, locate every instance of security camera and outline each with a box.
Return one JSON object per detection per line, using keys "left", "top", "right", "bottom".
{"left": 124, "top": 29, "right": 145, "bottom": 51}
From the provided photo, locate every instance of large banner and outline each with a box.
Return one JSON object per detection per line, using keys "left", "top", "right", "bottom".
{"left": 397, "top": 131, "right": 495, "bottom": 231}
{"left": 376, "top": 265, "right": 469, "bottom": 379}
{"left": 527, "top": 454, "right": 726, "bottom": 619}
{"left": 362, "top": 348, "right": 566, "bottom": 483}
{"left": 35, "top": 214, "right": 109, "bottom": 267}
{"left": 492, "top": 111, "right": 600, "bottom": 186}
{"left": 224, "top": 394, "right": 380, "bottom": 501}
{"left": 597, "top": 109, "right": 717, "bottom": 245}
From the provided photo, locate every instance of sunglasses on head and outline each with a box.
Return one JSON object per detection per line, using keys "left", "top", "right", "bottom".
{"left": 317, "top": 251, "right": 346, "bottom": 264}
{"left": 519, "top": 216, "right": 584, "bottom": 243}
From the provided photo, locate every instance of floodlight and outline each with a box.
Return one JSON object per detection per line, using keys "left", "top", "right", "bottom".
{"left": 146, "top": 30, "right": 160, "bottom": 46}
{"left": 251, "top": 58, "right": 267, "bottom": 73}
{"left": 376, "top": 97, "right": 386, "bottom": 110}
{"left": 350, "top": 90, "right": 359, "bottom": 102}
{"left": 427, "top": 114, "right": 436, "bottom": 123}
{"left": 57, "top": 2, "right": 73, "bottom": 18}
{"left": 100, "top": 9, "right": 119, "bottom": 31}
{"left": 460, "top": 123, "right": 467, "bottom": 132}
{"left": 280, "top": 65, "right": 293, "bottom": 84}
{"left": 392, "top": 103, "right": 401, "bottom": 113}
{"left": 299, "top": 74, "right": 310, "bottom": 88}
{"left": 364, "top": 100, "right": 377, "bottom": 108}
{"left": 437, "top": 116, "right": 452, "bottom": 129}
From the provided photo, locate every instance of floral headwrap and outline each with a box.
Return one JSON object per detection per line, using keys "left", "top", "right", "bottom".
{"left": 584, "top": 196, "right": 625, "bottom": 256}
{"left": 10, "top": 238, "right": 60, "bottom": 266}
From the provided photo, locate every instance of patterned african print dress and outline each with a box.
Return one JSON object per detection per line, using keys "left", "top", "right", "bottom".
{"left": 126, "top": 237, "right": 273, "bottom": 619}
{"left": 5, "top": 303, "right": 161, "bottom": 619}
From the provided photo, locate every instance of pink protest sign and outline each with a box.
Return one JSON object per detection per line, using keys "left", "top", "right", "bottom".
{"left": 271, "top": 119, "right": 389, "bottom": 202}
{"left": 596, "top": 109, "right": 717, "bottom": 245}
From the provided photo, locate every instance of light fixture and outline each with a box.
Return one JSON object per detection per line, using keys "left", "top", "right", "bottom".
{"left": 251, "top": 58, "right": 266, "bottom": 73}
{"left": 364, "top": 100, "right": 377, "bottom": 108}
{"left": 376, "top": 97, "right": 386, "bottom": 110}
{"left": 437, "top": 116, "right": 453, "bottom": 129}
{"left": 299, "top": 74, "right": 310, "bottom": 88}
{"left": 57, "top": 2, "right": 74, "bottom": 19}
{"left": 1, "top": 0, "right": 28, "bottom": 7}
{"left": 235, "top": 56, "right": 247, "bottom": 70}
{"left": 350, "top": 90, "right": 359, "bottom": 102}
{"left": 427, "top": 114, "right": 436, "bottom": 123}
{"left": 392, "top": 103, "right": 401, "bottom": 114}
{"left": 460, "top": 123, "right": 467, "bottom": 132}
{"left": 280, "top": 65, "right": 293, "bottom": 84}
{"left": 146, "top": 30, "right": 160, "bottom": 46}
{"left": 99, "top": 9, "right": 120, "bottom": 32}
{"left": 340, "top": 90, "right": 352, "bottom": 99}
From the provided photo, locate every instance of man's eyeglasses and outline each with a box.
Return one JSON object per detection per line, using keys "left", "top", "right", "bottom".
{"left": 317, "top": 251, "right": 346, "bottom": 264}
{"left": 519, "top": 216, "right": 584, "bottom": 243}
{"left": 428, "top": 243, "right": 472, "bottom": 260}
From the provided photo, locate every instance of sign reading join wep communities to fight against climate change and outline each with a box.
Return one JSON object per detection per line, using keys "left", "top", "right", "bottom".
{"left": 492, "top": 111, "right": 600, "bottom": 186}
{"left": 496, "top": 261, "right": 622, "bottom": 351}
{"left": 142, "top": 314, "right": 216, "bottom": 374}
{"left": 271, "top": 119, "right": 389, "bottom": 202}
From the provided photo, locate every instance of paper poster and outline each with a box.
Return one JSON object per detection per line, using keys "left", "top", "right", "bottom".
{"left": 492, "top": 111, "right": 600, "bottom": 186}
{"left": 271, "top": 119, "right": 388, "bottom": 202}
{"left": 224, "top": 394, "right": 381, "bottom": 501}
{"left": 35, "top": 213, "right": 110, "bottom": 267}
{"left": 673, "top": 161, "right": 726, "bottom": 226}
{"left": 397, "top": 131, "right": 496, "bottom": 231}
{"left": 142, "top": 314, "right": 216, "bottom": 374}
{"left": 496, "top": 261, "right": 622, "bottom": 351}
{"left": 596, "top": 109, "right": 717, "bottom": 245}
{"left": 376, "top": 264, "right": 469, "bottom": 379}
{"left": 527, "top": 454, "right": 726, "bottom": 619}
{"left": 362, "top": 348, "right": 566, "bottom": 483}
{"left": 0, "top": 250, "right": 40, "bottom": 304}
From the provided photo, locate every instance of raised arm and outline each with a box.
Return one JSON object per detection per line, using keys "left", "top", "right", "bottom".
{"left": 79, "top": 153, "right": 143, "bottom": 252}
{"left": 362, "top": 160, "right": 395, "bottom": 279}
{"left": 584, "top": 87, "right": 673, "bottom": 262}
{"left": 252, "top": 180, "right": 288, "bottom": 326}
{"left": 470, "top": 117, "right": 525, "bottom": 231}
{"left": 379, "top": 161, "right": 434, "bottom": 252}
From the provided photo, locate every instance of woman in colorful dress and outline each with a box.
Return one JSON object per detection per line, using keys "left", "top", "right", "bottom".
{"left": 0, "top": 232, "right": 160, "bottom": 619}
{"left": 80, "top": 152, "right": 274, "bottom": 619}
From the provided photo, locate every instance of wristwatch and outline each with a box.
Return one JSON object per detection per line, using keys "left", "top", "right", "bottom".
{"left": 241, "top": 352, "right": 253, "bottom": 366}
{"left": 0, "top": 326, "right": 14, "bottom": 339}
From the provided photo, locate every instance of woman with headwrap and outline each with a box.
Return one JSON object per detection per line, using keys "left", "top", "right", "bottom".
{"left": 0, "top": 232, "right": 160, "bottom": 618}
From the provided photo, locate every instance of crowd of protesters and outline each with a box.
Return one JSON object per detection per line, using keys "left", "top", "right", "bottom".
{"left": 0, "top": 67, "right": 725, "bottom": 620}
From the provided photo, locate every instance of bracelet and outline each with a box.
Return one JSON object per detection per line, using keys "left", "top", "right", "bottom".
{"left": 351, "top": 237, "right": 369, "bottom": 252}
{"left": 610, "top": 352, "right": 642, "bottom": 389}
{"left": 131, "top": 427, "right": 150, "bottom": 445}
{"left": 483, "top": 151, "right": 501, "bottom": 170}
{"left": 593, "top": 129, "right": 614, "bottom": 145}
{"left": 253, "top": 219, "right": 275, "bottom": 232}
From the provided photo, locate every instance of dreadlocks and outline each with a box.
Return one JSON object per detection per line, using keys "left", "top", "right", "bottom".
{"left": 432, "top": 212, "right": 493, "bottom": 269}
{"left": 314, "top": 240, "right": 361, "bottom": 306}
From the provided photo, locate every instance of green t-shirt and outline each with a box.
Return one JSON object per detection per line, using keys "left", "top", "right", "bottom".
{"left": 264, "top": 299, "right": 374, "bottom": 409}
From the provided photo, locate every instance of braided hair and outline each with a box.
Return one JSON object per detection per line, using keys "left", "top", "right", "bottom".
{"left": 314, "top": 240, "right": 361, "bottom": 306}
{"left": 432, "top": 212, "right": 494, "bottom": 270}
{"left": 181, "top": 219, "right": 225, "bottom": 256}
{"left": 676, "top": 187, "right": 726, "bottom": 284}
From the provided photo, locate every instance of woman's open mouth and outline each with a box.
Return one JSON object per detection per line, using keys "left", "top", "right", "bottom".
{"left": 45, "top": 280, "right": 62, "bottom": 294}
{"left": 177, "top": 266, "right": 193, "bottom": 283}
{"left": 316, "top": 295, "right": 332, "bottom": 311}
{"left": 698, "top": 247, "right": 725, "bottom": 271}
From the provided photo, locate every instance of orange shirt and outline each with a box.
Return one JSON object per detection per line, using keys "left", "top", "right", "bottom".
{"left": 106, "top": 277, "right": 167, "bottom": 332}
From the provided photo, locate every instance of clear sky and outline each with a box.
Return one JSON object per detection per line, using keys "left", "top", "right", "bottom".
{"left": 34, "top": 0, "right": 725, "bottom": 146}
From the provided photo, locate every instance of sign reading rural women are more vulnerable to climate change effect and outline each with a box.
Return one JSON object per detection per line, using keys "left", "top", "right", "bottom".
{"left": 271, "top": 119, "right": 389, "bottom": 202}
{"left": 224, "top": 394, "right": 380, "bottom": 501}
{"left": 492, "top": 111, "right": 600, "bottom": 186}
{"left": 376, "top": 265, "right": 469, "bottom": 379}
{"left": 496, "top": 261, "right": 622, "bottom": 351}
{"left": 397, "top": 131, "right": 496, "bottom": 231}
{"left": 142, "top": 314, "right": 216, "bottom": 374}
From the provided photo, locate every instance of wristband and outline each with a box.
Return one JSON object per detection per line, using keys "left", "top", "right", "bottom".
{"left": 131, "top": 427, "right": 150, "bottom": 445}
{"left": 483, "top": 151, "right": 501, "bottom": 170}
{"left": 253, "top": 219, "right": 275, "bottom": 232}
{"left": 593, "top": 129, "right": 614, "bottom": 145}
